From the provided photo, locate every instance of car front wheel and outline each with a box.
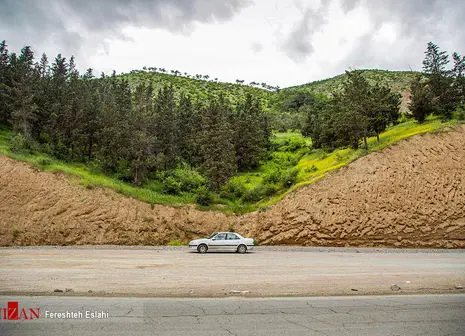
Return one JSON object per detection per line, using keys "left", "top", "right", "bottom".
{"left": 237, "top": 244, "right": 247, "bottom": 254}
{"left": 197, "top": 244, "right": 208, "bottom": 253}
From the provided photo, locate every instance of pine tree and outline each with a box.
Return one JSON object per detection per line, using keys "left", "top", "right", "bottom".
{"left": 129, "top": 83, "right": 156, "bottom": 185}
{"left": 65, "top": 56, "right": 83, "bottom": 156}
{"left": 423, "top": 42, "right": 450, "bottom": 77}
{"left": 80, "top": 68, "right": 102, "bottom": 161}
{"left": 422, "top": 42, "right": 454, "bottom": 117}
{"left": 409, "top": 75, "right": 433, "bottom": 123}
{"left": 339, "top": 71, "right": 372, "bottom": 149}
{"left": 32, "top": 53, "right": 51, "bottom": 140}
{"left": 369, "top": 84, "right": 401, "bottom": 141}
{"left": 178, "top": 93, "right": 198, "bottom": 165}
{"left": 234, "top": 93, "right": 266, "bottom": 170}
{"left": 9, "top": 46, "right": 38, "bottom": 142}
{"left": 97, "top": 76, "right": 133, "bottom": 173}
{"left": 0, "top": 40, "right": 11, "bottom": 125}
{"left": 199, "top": 97, "right": 236, "bottom": 191}
{"left": 451, "top": 52, "right": 465, "bottom": 106}
{"left": 47, "top": 54, "right": 69, "bottom": 156}
{"left": 154, "top": 86, "right": 179, "bottom": 170}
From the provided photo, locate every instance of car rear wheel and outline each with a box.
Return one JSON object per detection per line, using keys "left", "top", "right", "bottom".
{"left": 237, "top": 244, "right": 247, "bottom": 254}
{"left": 197, "top": 244, "right": 208, "bottom": 253}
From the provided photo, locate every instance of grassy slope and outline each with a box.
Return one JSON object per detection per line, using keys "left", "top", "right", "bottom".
{"left": 285, "top": 69, "right": 419, "bottom": 95}
{"left": 120, "top": 71, "right": 274, "bottom": 108}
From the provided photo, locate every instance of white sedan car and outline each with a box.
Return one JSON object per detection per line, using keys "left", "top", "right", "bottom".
{"left": 188, "top": 232, "right": 254, "bottom": 253}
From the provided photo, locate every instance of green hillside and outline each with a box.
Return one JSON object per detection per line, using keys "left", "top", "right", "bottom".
{"left": 269, "top": 70, "right": 420, "bottom": 128}
{"left": 120, "top": 70, "right": 274, "bottom": 109}
{"left": 285, "top": 69, "right": 419, "bottom": 95}
{"left": 120, "top": 69, "right": 419, "bottom": 111}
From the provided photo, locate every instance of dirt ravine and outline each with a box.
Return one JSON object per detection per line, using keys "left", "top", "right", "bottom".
{"left": 1, "top": 125, "right": 464, "bottom": 247}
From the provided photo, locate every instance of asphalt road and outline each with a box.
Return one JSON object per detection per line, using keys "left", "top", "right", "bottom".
{"left": 1, "top": 295, "right": 464, "bottom": 335}
{"left": 1, "top": 247, "right": 464, "bottom": 297}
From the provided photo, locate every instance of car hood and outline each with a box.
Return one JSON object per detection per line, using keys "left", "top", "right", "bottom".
{"left": 189, "top": 239, "right": 210, "bottom": 245}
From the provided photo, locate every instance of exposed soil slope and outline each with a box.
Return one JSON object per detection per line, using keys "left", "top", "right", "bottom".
{"left": 1, "top": 125, "right": 464, "bottom": 247}
{"left": 0, "top": 163, "right": 229, "bottom": 246}
{"left": 239, "top": 125, "right": 465, "bottom": 248}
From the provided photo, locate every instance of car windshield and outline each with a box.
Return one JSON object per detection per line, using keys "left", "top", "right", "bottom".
{"left": 208, "top": 232, "right": 218, "bottom": 239}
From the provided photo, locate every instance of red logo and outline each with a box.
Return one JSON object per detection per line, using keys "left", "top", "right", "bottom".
{"left": 0, "top": 302, "right": 40, "bottom": 320}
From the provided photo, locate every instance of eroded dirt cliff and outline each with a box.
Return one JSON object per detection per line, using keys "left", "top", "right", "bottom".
{"left": 238, "top": 125, "right": 465, "bottom": 248}
{"left": 0, "top": 163, "right": 230, "bottom": 246}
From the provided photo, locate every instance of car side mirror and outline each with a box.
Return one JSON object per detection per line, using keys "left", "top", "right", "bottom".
{"left": 212, "top": 238, "right": 216, "bottom": 241}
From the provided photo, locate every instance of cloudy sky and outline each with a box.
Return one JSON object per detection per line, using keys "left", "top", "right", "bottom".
{"left": 1, "top": 0, "right": 464, "bottom": 87}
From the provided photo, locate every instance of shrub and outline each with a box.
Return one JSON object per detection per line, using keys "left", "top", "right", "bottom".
{"left": 164, "top": 164, "right": 206, "bottom": 194}
{"left": 456, "top": 104, "right": 465, "bottom": 121}
{"left": 221, "top": 178, "right": 247, "bottom": 199}
{"left": 265, "top": 166, "right": 299, "bottom": 189}
{"left": 163, "top": 176, "right": 182, "bottom": 195}
{"left": 175, "top": 165, "right": 206, "bottom": 192}
{"left": 397, "top": 113, "right": 410, "bottom": 124}
{"left": 10, "top": 133, "right": 27, "bottom": 152}
{"left": 270, "top": 151, "right": 302, "bottom": 167}
{"left": 53, "top": 140, "right": 70, "bottom": 161}
{"left": 305, "top": 165, "right": 318, "bottom": 173}
{"left": 242, "top": 184, "right": 270, "bottom": 203}
{"left": 114, "top": 160, "right": 132, "bottom": 183}
{"left": 263, "top": 165, "right": 283, "bottom": 184}
{"left": 10, "top": 133, "right": 40, "bottom": 153}
{"left": 263, "top": 183, "right": 277, "bottom": 196}
{"left": 281, "top": 168, "right": 299, "bottom": 188}
{"left": 282, "top": 135, "right": 308, "bottom": 151}
{"left": 195, "top": 187, "right": 214, "bottom": 206}
{"left": 168, "top": 239, "right": 183, "bottom": 246}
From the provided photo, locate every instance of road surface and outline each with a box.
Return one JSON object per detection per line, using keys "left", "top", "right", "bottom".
{"left": 1, "top": 294, "right": 464, "bottom": 335}
{"left": 0, "top": 246, "right": 464, "bottom": 297}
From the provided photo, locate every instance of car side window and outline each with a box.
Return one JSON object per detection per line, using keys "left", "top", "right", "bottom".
{"left": 214, "top": 233, "right": 227, "bottom": 240}
{"left": 227, "top": 233, "right": 239, "bottom": 240}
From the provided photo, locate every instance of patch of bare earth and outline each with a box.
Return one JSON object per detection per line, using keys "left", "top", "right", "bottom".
{"left": 0, "top": 125, "right": 464, "bottom": 248}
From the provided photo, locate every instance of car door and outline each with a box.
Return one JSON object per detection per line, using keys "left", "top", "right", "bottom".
{"left": 209, "top": 233, "right": 228, "bottom": 251}
{"left": 226, "top": 233, "right": 241, "bottom": 251}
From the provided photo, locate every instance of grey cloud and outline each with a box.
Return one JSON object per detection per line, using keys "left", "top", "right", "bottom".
{"left": 0, "top": 0, "right": 249, "bottom": 62}
{"left": 339, "top": 0, "right": 361, "bottom": 13}
{"left": 282, "top": 0, "right": 465, "bottom": 73}
{"left": 339, "top": 0, "right": 465, "bottom": 72}
{"left": 282, "top": 6, "right": 328, "bottom": 62}
{"left": 60, "top": 0, "right": 249, "bottom": 33}
{"left": 360, "top": 0, "right": 447, "bottom": 35}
